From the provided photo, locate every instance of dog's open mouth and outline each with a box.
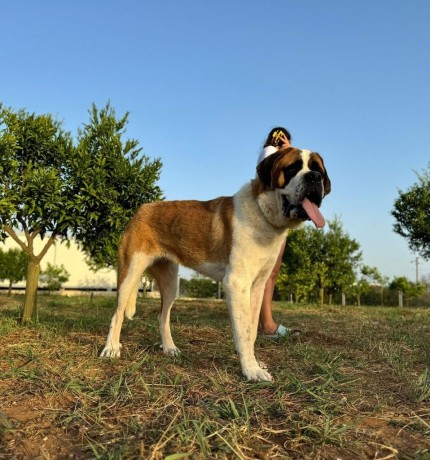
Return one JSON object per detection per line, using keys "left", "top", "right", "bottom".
{"left": 283, "top": 193, "right": 326, "bottom": 228}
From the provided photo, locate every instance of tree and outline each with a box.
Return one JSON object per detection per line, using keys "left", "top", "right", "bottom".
{"left": 72, "top": 103, "right": 163, "bottom": 269}
{"left": 392, "top": 166, "right": 430, "bottom": 259}
{"left": 39, "top": 263, "right": 70, "bottom": 292}
{"left": 181, "top": 273, "right": 218, "bottom": 299}
{"left": 278, "top": 218, "right": 362, "bottom": 305}
{"left": 347, "top": 265, "right": 384, "bottom": 306}
{"left": 320, "top": 219, "right": 361, "bottom": 305}
{"left": 0, "top": 247, "right": 28, "bottom": 295}
{"left": 0, "top": 102, "right": 162, "bottom": 322}
{"left": 367, "top": 266, "right": 389, "bottom": 306}
{"left": 277, "top": 228, "right": 318, "bottom": 302}
{"left": 389, "top": 276, "right": 425, "bottom": 306}
{"left": 0, "top": 106, "right": 74, "bottom": 320}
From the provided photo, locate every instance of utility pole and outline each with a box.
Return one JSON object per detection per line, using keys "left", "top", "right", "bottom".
{"left": 414, "top": 257, "right": 419, "bottom": 283}
{"left": 411, "top": 256, "right": 420, "bottom": 283}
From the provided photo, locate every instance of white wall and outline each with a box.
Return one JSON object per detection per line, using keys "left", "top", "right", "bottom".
{"left": 1, "top": 235, "right": 116, "bottom": 289}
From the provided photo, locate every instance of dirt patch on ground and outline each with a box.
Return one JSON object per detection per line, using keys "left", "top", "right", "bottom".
{"left": 1, "top": 395, "right": 82, "bottom": 459}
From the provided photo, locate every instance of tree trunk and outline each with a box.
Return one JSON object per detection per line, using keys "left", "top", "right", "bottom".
{"left": 319, "top": 287, "right": 324, "bottom": 306}
{"left": 22, "top": 260, "right": 40, "bottom": 323}
{"left": 8, "top": 281, "right": 12, "bottom": 297}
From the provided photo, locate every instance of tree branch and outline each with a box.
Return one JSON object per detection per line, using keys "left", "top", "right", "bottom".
{"left": 3, "top": 225, "right": 30, "bottom": 255}
{"left": 14, "top": 216, "right": 34, "bottom": 253}
{"left": 24, "top": 228, "right": 33, "bottom": 254}
{"left": 36, "top": 235, "right": 56, "bottom": 262}
{"left": 31, "top": 228, "right": 42, "bottom": 239}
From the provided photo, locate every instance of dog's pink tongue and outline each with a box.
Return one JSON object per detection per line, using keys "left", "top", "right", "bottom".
{"left": 302, "top": 197, "right": 325, "bottom": 228}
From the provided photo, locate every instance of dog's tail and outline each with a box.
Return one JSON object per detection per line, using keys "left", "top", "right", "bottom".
{"left": 117, "top": 233, "right": 142, "bottom": 321}
{"left": 125, "top": 301, "right": 136, "bottom": 320}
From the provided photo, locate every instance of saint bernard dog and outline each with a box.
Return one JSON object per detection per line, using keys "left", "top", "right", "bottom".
{"left": 100, "top": 147, "right": 331, "bottom": 382}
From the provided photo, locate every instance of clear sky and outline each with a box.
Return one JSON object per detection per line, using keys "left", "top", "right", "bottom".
{"left": 2, "top": 0, "right": 430, "bottom": 282}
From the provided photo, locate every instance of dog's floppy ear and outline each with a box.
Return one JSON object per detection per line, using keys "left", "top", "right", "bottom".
{"left": 257, "top": 152, "right": 285, "bottom": 189}
{"left": 309, "top": 152, "right": 331, "bottom": 196}
{"left": 324, "top": 172, "right": 331, "bottom": 196}
{"left": 317, "top": 154, "right": 331, "bottom": 196}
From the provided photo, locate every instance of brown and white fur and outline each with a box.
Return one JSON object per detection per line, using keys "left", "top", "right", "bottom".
{"left": 100, "top": 147, "right": 331, "bottom": 382}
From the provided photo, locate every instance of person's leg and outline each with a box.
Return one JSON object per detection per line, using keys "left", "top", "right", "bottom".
{"left": 259, "top": 239, "right": 286, "bottom": 335}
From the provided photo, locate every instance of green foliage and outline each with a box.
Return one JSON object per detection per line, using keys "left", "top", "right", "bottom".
{"left": 181, "top": 274, "right": 219, "bottom": 299}
{"left": 277, "top": 227, "right": 317, "bottom": 302}
{"left": 347, "top": 265, "right": 385, "bottom": 306}
{"left": 40, "top": 262, "right": 70, "bottom": 292}
{"left": 389, "top": 276, "right": 425, "bottom": 305}
{"left": 0, "top": 247, "right": 28, "bottom": 292}
{"left": 278, "top": 218, "right": 362, "bottom": 303}
{"left": 392, "top": 165, "right": 430, "bottom": 259}
{"left": 0, "top": 104, "right": 75, "bottom": 240}
{"left": 72, "top": 103, "right": 163, "bottom": 268}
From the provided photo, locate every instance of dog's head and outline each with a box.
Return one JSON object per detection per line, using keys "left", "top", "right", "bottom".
{"left": 256, "top": 147, "right": 331, "bottom": 228}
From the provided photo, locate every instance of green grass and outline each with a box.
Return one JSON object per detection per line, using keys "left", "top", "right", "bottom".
{"left": 0, "top": 295, "right": 429, "bottom": 459}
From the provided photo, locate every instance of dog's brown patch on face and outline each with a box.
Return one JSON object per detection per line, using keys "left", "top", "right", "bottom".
{"left": 256, "top": 148, "right": 303, "bottom": 190}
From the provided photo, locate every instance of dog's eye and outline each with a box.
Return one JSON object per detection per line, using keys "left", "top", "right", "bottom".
{"left": 309, "top": 161, "right": 323, "bottom": 175}
{"left": 283, "top": 161, "right": 302, "bottom": 181}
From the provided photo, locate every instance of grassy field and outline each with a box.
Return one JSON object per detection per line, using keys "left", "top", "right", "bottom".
{"left": 0, "top": 295, "right": 429, "bottom": 460}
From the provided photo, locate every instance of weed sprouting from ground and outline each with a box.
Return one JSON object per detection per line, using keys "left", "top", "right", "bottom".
{"left": 0, "top": 295, "right": 429, "bottom": 459}
{"left": 415, "top": 368, "right": 430, "bottom": 403}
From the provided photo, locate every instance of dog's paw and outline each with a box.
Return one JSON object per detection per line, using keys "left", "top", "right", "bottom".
{"left": 162, "top": 345, "right": 181, "bottom": 357}
{"left": 243, "top": 366, "right": 273, "bottom": 382}
{"left": 258, "top": 360, "right": 269, "bottom": 370}
{"left": 100, "top": 343, "right": 122, "bottom": 358}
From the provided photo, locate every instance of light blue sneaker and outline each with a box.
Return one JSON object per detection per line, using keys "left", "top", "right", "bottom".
{"left": 263, "top": 324, "right": 301, "bottom": 339}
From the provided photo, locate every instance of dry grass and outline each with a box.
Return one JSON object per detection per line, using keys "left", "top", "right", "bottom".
{"left": 0, "top": 295, "right": 429, "bottom": 459}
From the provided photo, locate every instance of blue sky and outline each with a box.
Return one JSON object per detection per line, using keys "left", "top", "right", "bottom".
{"left": 2, "top": 0, "right": 430, "bottom": 281}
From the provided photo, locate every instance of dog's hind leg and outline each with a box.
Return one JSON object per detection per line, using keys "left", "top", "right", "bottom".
{"left": 148, "top": 259, "right": 180, "bottom": 356}
{"left": 100, "top": 252, "right": 150, "bottom": 358}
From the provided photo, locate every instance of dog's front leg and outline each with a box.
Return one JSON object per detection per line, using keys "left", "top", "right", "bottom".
{"left": 224, "top": 273, "right": 273, "bottom": 382}
{"left": 250, "top": 277, "right": 268, "bottom": 366}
